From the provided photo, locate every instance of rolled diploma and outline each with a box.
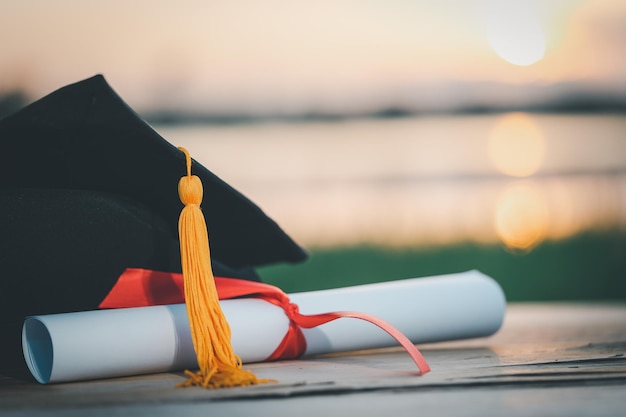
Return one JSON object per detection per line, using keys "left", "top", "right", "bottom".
{"left": 22, "top": 270, "right": 505, "bottom": 384}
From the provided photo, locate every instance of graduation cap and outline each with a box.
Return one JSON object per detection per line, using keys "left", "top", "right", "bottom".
{"left": 0, "top": 75, "right": 307, "bottom": 381}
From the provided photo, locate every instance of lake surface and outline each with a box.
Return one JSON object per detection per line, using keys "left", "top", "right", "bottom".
{"left": 155, "top": 112, "right": 626, "bottom": 251}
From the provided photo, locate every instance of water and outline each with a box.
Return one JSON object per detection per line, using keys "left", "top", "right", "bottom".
{"left": 155, "top": 112, "right": 626, "bottom": 250}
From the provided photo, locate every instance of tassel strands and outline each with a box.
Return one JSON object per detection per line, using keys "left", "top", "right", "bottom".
{"left": 176, "top": 147, "right": 272, "bottom": 389}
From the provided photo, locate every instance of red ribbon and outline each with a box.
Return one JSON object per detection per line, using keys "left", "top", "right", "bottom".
{"left": 99, "top": 268, "right": 430, "bottom": 375}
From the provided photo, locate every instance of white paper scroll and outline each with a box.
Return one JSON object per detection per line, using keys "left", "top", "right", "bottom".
{"left": 22, "top": 270, "right": 506, "bottom": 384}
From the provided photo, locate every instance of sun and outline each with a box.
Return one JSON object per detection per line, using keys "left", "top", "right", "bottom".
{"left": 484, "top": 0, "right": 547, "bottom": 66}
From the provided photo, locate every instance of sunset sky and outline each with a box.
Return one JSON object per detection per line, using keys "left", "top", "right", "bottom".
{"left": 1, "top": 0, "right": 625, "bottom": 115}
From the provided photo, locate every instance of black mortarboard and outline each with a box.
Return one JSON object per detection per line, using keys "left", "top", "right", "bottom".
{"left": 0, "top": 75, "right": 307, "bottom": 370}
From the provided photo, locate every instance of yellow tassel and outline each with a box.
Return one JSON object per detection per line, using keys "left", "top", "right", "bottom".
{"left": 176, "top": 147, "right": 271, "bottom": 389}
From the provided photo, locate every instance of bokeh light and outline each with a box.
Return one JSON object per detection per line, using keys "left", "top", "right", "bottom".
{"left": 488, "top": 113, "right": 545, "bottom": 177}
{"left": 495, "top": 181, "right": 548, "bottom": 251}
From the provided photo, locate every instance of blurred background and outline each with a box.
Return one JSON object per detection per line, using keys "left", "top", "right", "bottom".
{"left": 1, "top": 0, "right": 625, "bottom": 300}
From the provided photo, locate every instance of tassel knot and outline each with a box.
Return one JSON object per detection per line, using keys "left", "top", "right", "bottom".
{"left": 178, "top": 175, "right": 203, "bottom": 206}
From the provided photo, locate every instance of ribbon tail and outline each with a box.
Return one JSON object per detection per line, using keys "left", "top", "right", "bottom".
{"left": 290, "top": 310, "right": 431, "bottom": 375}
{"left": 338, "top": 312, "right": 431, "bottom": 375}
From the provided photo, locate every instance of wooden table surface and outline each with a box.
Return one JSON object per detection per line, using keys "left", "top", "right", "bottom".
{"left": 1, "top": 302, "right": 625, "bottom": 417}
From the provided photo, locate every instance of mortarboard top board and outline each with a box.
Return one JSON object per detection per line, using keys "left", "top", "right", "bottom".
{"left": 0, "top": 75, "right": 307, "bottom": 371}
